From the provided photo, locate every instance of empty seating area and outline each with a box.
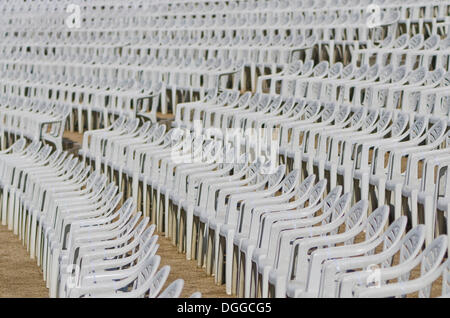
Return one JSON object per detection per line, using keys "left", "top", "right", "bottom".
{"left": 0, "top": 0, "right": 449, "bottom": 299}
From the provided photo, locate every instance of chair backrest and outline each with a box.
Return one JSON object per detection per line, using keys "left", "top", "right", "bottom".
{"left": 397, "top": 225, "right": 426, "bottom": 282}
{"left": 144, "top": 266, "right": 171, "bottom": 298}
{"left": 327, "top": 190, "right": 350, "bottom": 226}
{"left": 157, "top": 279, "right": 184, "bottom": 298}
{"left": 364, "top": 205, "right": 390, "bottom": 243}
{"left": 391, "top": 112, "right": 410, "bottom": 136}
{"left": 378, "top": 216, "right": 408, "bottom": 263}
{"left": 320, "top": 185, "right": 343, "bottom": 216}
{"left": 281, "top": 169, "right": 300, "bottom": 193}
{"left": 409, "top": 115, "right": 428, "bottom": 140}
{"left": 307, "top": 179, "right": 328, "bottom": 208}
{"left": 11, "top": 138, "right": 27, "bottom": 153}
{"left": 343, "top": 199, "right": 368, "bottom": 234}
{"left": 267, "top": 164, "right": 286, "bottom": 186}
{"left": 418, "top": 236, "right": 448, "bottom": 298}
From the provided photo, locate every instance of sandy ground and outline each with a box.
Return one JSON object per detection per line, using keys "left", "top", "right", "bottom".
{"left": 154, "top": 232, "right": 232, "bottom": 298}
{"left": 0, "top": 226, "right": 48, "bottom": 297}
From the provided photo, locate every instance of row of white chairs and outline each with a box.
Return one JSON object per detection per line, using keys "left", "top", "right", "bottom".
{"left": 3, "top": 29, "right": 446, "bottom": 67}
{"left": 1, "top": 0, "right": 445, "bottom": 51}
{"left": 0, "top": 1, "right": 444, "bottom": 133}
{"left": 1, "top": 0, "right": 449, "bottom": 300}
{"left": 254, "top": 60, "right": 450, "bottom": 115}
{"left": 2, "top": 0, "right": 446, "bottom": 32}
{"left": 5, "top": 0, "right": 440, "bottom": 18}
{"left": 0, "top": 96, "right": 70, "bottom": 150}
{"left": 0, "top": 138, "right": 200, "bottom": 298}
{"left": 1, "top": 13, "right": 400, "bottom": 52}
{"left": 79, "top": 118, "right": 449, "bottom": 298}
{"left": 3, "top": 33, "right": 448, "bottom": 104}
{"left": 1, "top": 36, "right": 447, "bottom": 142}
{"left": 169, "top": 60, "right": 449, "bottom": 123}
{"left": 0, "top": 32, "right": 321, "bottom": 94}
{"left": 0, "top": 54, "right": 241, "bottom": 130}
{"left": 173, "top": 90, "right": 450, "bottom": 244}
{"left": 0, "top": 32, "right": 318, "bottom": 68}
{"left": 4, "top": 33, "right": 447, "bottom": 137}
{"left": 0, "top": 0, "right": 406, "bottom": 83}
{"left": 353, "top": 33, "right": 450, "bottom": 67}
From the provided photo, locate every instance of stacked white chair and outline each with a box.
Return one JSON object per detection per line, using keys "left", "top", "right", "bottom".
{"left": 1, "top": 0, "right": 450, "bottom": 300}
{"left": 0, "top": 0, "right": 419, "bottom": 133}
{"left": 0, "top": 139, "right": 198, "bottom": 298}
